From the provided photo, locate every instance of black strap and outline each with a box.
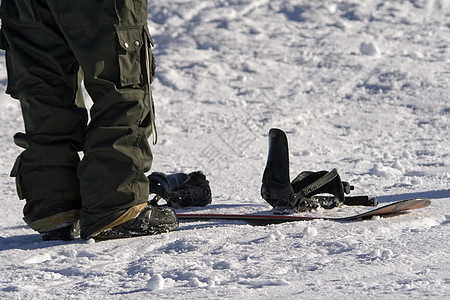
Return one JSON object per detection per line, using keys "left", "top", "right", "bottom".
{"left": 293, "top": 168, "right": 339, "bottom": 199}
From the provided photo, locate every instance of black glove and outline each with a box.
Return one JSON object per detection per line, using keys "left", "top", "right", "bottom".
{"left": 148, "top": 171, "right": 212, "bottom": 208}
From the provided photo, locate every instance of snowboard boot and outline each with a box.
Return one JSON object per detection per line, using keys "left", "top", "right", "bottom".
{"left": 94, "top": 206, "right": 178, "bottom": 240}
{"left": 23, "top": 209, "right": 80, "bottom": 241}
{"left": 40, "top": 221, "right": 80, "bottom": 241}
{"left": 148, "top": 171, "right": 212, "bottom": 208}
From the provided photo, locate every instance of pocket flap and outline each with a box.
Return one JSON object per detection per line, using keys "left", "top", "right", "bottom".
{"left": 116, "top": 28, "right": 143, "bottom": 52}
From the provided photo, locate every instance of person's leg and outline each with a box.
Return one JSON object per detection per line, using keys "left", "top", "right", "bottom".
{"left": 1, "top": 0, "right": 87, "bottom": 235}
{"left": 52, "top": 0, "right": 157, "bottom": 238}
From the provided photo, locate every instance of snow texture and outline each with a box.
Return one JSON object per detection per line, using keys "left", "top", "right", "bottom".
{"left": 0, "top": 0, "right": 449, "bottom": 299}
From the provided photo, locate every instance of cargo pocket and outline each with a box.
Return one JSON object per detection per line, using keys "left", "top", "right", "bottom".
{"left": 10, "top": 155, "right": 25, "bottom": 200}
{"left": 116, "top": 28, "right": 144, "bottom": 87}
{"left": 143, "top": 27, "right": 156, "bottom": 84}
{"left": 1, "top": 35, "right": 19, "bottom": 99}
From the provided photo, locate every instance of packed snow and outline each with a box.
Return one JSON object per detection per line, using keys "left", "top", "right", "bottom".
{"left": 0, "top": 0, "right": 449, "bottom": 298}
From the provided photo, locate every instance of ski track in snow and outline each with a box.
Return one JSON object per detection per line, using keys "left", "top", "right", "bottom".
{"left": 0, "top": 0, "right": 449, "bottom": 298}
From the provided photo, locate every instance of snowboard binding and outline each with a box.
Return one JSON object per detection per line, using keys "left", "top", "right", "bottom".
{"left": 261, "top": 128, "right": 376, "bottom": 212}
{"left": 148, "top": 171, "right": 212, "bottom": 208}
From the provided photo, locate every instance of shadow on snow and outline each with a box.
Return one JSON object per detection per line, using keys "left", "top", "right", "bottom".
{"left": 376, "top": 189, "right": 450, "bottom": 203}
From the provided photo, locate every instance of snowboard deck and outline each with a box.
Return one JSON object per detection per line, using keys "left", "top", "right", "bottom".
{"left": 177, "top": 198, "right": 431, "bottom": 224}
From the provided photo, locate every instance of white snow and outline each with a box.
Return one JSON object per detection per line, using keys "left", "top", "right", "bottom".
{"left": 147, "top": 274, "right": 165, "bottom": 291}
{"left": 360, "top": 42, "right": 381, "bottom": 56}
{"left": 0, "top": 0, "right": 449, "bottom": 299}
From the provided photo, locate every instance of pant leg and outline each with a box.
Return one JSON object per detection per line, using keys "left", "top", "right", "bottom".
{"left": 1, "top": 0, "right": 87, "bottom": 231}
{"left": 50, "top": 0, "right": 154, "bottom": 238}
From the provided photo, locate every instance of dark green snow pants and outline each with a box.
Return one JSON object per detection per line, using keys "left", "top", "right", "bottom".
{"left": 0, "top": 0, "right": 155, "bottom": 238}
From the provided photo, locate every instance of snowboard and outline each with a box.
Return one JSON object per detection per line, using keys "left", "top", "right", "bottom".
{"left": 177, "top": 198, "right": 431, "bottom": 224}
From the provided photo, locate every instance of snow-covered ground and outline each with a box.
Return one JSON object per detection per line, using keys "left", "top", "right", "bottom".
{"left": 0, "top": 0, "right": 449, "bottom": 298}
